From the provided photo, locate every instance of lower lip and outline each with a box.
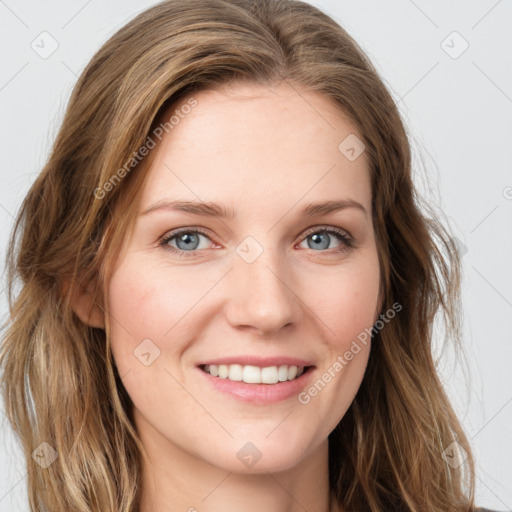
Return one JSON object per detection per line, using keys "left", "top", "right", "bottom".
{"left": 196, "top": 366, "right": 315, "bottom": 404}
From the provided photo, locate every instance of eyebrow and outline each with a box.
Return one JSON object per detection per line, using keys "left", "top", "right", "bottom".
{"left": 140, "top": 198, "right": 368, "bottom": 218}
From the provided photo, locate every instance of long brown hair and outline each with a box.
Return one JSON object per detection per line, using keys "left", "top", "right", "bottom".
{"left": 1, "top": 0, "right": 476, "bottom": 510}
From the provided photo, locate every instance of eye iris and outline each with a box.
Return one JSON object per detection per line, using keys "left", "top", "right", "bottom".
{"left": 308, "top": 232, "right": 329, "bottom": 250}
{"left": 176, "top": 232, "right": 200, "bottom": 250}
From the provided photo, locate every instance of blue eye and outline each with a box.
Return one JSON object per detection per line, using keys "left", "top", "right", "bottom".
{"left": 299, "top": 227, "right": 354, "bottom": 252}
{"left": 158, "top": 226, "right": 354, "bottom": 258}
{"left": 159, "top": 228, "right": 213, "bottom": 257}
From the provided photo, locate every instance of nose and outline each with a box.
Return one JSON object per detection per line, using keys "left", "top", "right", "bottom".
{"left": 224, "top": 245, "right": 302, "bottom": 336}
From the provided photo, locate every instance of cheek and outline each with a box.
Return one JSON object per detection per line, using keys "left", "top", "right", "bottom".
{"left": 107, "top": 258, "right": 175, "bottom": 369}
{"left": 308, "top": 260, "right": 380, "bottom": 349}
{"left": 106, "top": 257, "right": 203, "bottom": 409}
{"left": 108, "top": 257, "right": 201, "bottom": 338}
{"left": 106, "top": 254, "right": 224, "bottom": 382}
{"left": 294, "top": 263, "right": 379, "bottom": 434}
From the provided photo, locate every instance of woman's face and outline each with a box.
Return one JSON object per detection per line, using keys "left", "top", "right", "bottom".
{"left": 107, "top": 82, "right": 382, "bottom": 473}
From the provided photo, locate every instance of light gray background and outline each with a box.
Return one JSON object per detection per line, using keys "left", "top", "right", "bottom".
{"left": 0, "top": 1, "right": 511, "bottom": 510}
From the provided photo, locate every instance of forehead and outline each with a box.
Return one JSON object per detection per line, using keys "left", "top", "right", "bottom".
{"left": 138, "top": 82, "right": 371, "bottom": 213}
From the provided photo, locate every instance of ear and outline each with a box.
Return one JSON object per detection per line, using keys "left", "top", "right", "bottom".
{"left": 63, "top": 276, "right": 105, "bottom": 329}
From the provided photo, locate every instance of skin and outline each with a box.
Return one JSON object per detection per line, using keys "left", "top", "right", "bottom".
{"left": 77, "top": 82, "right": 383, "bottom": 511}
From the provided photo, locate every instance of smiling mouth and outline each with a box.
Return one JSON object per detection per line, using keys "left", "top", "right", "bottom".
{"left": 199, "top": 363, "right": 314, "bottom": 384}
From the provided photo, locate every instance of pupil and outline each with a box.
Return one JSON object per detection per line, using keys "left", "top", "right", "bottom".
{"left": 310, "top": 232, "right": 328, "bottom": 250}
{"left": 178, "top": 233, "right": 198, "bottom": 250}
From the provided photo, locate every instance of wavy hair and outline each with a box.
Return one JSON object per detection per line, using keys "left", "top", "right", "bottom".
{"left": 1, "top": 0, "right": 476, "bottom": 510}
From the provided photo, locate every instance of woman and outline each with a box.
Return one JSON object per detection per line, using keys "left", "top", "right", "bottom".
{"left": 0, "top": 0, "right": 499, "bottom": 510}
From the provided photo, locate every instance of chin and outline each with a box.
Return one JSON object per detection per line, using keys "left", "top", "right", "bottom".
{"left": 201, "top": 437, "right": 311, "bottom": 474}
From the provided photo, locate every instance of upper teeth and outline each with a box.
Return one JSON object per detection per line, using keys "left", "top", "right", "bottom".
{"left": 203, "top": 364, "right": 305, "bottom": 384}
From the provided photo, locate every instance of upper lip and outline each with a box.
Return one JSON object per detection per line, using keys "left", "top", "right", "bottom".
{"left": 197, "top": 356, "right": 315, "bottom": 368}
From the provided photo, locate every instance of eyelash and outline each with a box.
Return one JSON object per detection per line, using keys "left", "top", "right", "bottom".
{"left": 158, "top": 225, "right": 355, "bottom": 258}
